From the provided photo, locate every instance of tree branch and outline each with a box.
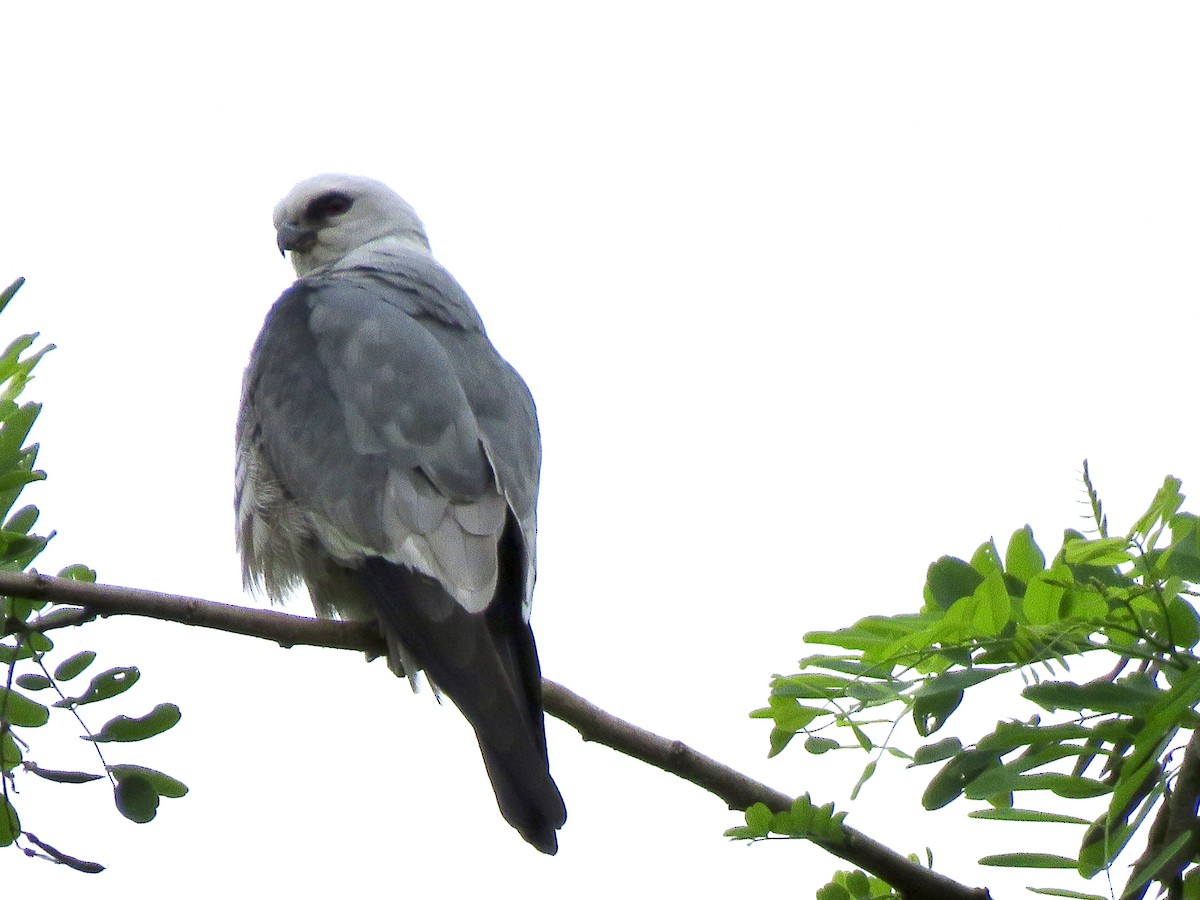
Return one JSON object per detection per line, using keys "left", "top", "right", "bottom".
{"left": 0, "top": 572, "right": 990, "bottom": 900}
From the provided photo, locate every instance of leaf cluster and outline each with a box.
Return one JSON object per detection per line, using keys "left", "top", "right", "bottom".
{"left": 744, "top": 469, "right": 1200, "bottom": 899}
{"left": 725, "top": 793, "right": 848, "bottom": 844}
{"left": 0, "top": 279, "right": 185, "bottom": 873}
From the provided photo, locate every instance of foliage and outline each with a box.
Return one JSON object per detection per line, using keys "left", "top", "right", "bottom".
{"left": 0, "top": 278, "right": 185, "bottom": 873}
{"left": 815, "top": 863, "right": 918, "bottom": 900}
{"left": 741, "top": 463, "right": 1200, "bottom": 899}
{"left": 724, "top": 793, "right": 848, "bottom": 844}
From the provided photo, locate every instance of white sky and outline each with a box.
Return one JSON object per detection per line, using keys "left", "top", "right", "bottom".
{"left": 2, "top": 3, "right": 1198, "bottom": 897}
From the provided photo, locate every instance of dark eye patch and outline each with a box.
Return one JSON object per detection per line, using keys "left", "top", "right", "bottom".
{"left": 304, "top": 191, "right": 354, "bottom": 222}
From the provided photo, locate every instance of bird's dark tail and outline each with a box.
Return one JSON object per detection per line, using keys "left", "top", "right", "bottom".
{"left": 359, "top": 527, "right": 566, "bottom": 854}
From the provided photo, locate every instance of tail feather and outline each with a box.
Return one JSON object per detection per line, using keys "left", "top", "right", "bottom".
{"left": 480, "top": 738, "right": 563, "bottom": 854}
{"left": 359, "top": 544, "right": 565, "bottom": 853}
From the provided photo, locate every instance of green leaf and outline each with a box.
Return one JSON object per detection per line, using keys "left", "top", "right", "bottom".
{"left": 806, "top": 616, "right": 920, "bottom": 653}
{"left": 844, "top": 870, "right": 871, "bottom": 899}
{"left": 975, "top": 721, "right": 1094, "bottom": 754}
{"left": 769, "top": 809, "right": 794, "bottom": 834}
{"left": 912, "top": 737, "right": 963, "bottom": 766}
{"left": 1027, "top": 890, "right": 1108, "bottom": 900}
{"left": 24, "top": 763, "right": 104, "bottom": 784}
{"left": 850, "top": 759, "right": 876, "bottom": 799}
{"left": 108, "top": 765, "right": 188, "bottom": 799}
{"left": 1064, "top": 537, "right": 1132, "bottom": 567}
{"left": 1061, "top": 581, "right": 1110, "bottom": 620}
{"left": 0, "top": 468, "right": 44, "bottom": 497}
{"left": 755, "top": 695, "right": 823, "bottom": 732}
{"left": 979, "top": 852, "right": 1077, "bottom": 868}
{"left": 971, "top": 539, "right": 1004, "bottom": 577}
{"left": 1012, "top": 774, "right": 1111, "bottom": 799}
{"left": 1182, "top": 868, "right": 1200, "bottom": 900}
{"left": 55, "top": 563, "right": 96, "bottom": 582}
{"left": 0, "top": 333, "right": 39, "bottom": 386}
{"left": 756, "top": 697, "right": 831, "bottom": 752}
{"left": 845, "top": 681, "right": 900, "bottom": 703}
{"left": 849, "top": 720, "right": 874, "bottom": 751}
{"left": 0, "top": 278, "right": 25, "bottom": 316}
{"left": 1165, "top": 597, "right": 1200, "bottom": 650}
{"left": 744, "top": 802, "right": 772, "bottom": 837}
{"left": 816, "top": 885, "right": 852, "bottom": 900}
{"left": 1162, "top": 546, "right": 1200, "bottom": 582}
{"left": 771, "top": 673, "right": 852, "bottom": 700}
{"left": 925, "top": 556, "right": 983, "bottom": 610}
{"left": 18, "top": 833, "right": 104, "bottom": 874}
{"left": 25, "top": 630, "right": 52, "bottom": 653}
{"left": 0, "top": 794, "right": 19, "bottom": 846}
{"left": 0, "top": 415, "right": 41, "bottom": 494}
{"left": 114, "top": 774, "right": 159, "bottom": 823}
{"left": 986, "top": 790, "right": 1014, "bottom": 810}
{"left": 912, "top": 688, "right": 963, "bottom": 736}
{"left": 797, "top": 655, "right": 883, "bottom": 678}
{"left": 60, "top": 666, "right": 140, "bottom": 706}
{"left": 970, "top": 569, "right": 1013, "bottom": 636}
{"left": 0, "top": 687, "right": 50, "bottom": 726}
{"left": 3, "top": 504, "right": 37, "bottom": 534}
{"left": 968, "top": 808, "right": 1091, "bottom": 825}
{"left": 1024, "top": 680, "right": 1162, "bottom": 717}
{"left": 15, "top": 673, "right": 52, "bottom": 691}
{"left": 0, "top": 401, "right": 40, "bottom": 465}
{"left": 791, "top": 793, "right": 814, "bottom": 831}
{"left": 961, "top": 763, "right": 1019, "bottom": 799}
{"left": 31, "top": 608, "right": 88, "bottom": 632}
{"left": 1006, "top": 526, "right": 1047, "bottom": 582}
{"left": 1023, "top": 568, "right": 1068, "bottom": 626}
{"left": 86, "top": 703, "right": 181, "bottom": 743}
{"left": 916, "top": 666, "right": 1009, "bottom": 696}
{"left": 815, "top": 805, "right": 848, "bottom": 842}
{"left": 923, "top": 750, "right": 997, "bottom": 810}
{"left": 805, "top": 736, "right": 840, "bottom": 754}
{"left": 768, "top": 727, "right": 798, "bottom": 757}
{"left": 6, "top": 592, "right": 52, "bottom": 624}
{"left": 1130, "top": 476, "right": 1185, "bottom": 543}
{"left": 0, "top": 729, "right": 21, "bottom": 771}
{"left": 0, "top": 641, "right": 35, "bottom": 664}
{"left": 0, "top": 468, "right": 43, "bottom": 496}
{"left": 0, "top": 533, "right": 51, "bottom": 570}
{"left": 53, "top": 650, "right": 96, "bottom": 681}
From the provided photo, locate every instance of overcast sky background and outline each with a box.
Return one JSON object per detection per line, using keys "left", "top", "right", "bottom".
{"left": 3, "top": 3, "right": 1199, "bottom": 897}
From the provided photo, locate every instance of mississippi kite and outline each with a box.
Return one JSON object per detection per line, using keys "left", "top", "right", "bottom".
{"left": 235, "top": 174, "right": 566, "bottom": 853}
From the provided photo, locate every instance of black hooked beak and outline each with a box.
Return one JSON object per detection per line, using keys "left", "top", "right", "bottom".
{"left": 276, "top": 223, "right": 317, "bottom": 256}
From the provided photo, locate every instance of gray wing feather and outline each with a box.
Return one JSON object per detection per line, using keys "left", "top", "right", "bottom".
{"left": 238, "top": 251, "right": 539, "bottom": 616}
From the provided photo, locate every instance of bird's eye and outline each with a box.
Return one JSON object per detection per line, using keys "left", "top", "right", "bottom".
{"left": 305, "top": 192, "right": 354, "bottom": 221}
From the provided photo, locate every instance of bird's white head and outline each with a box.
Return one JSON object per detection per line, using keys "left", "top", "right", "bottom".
{"left": 273, "top": 174, "right": 431, "bottom": 277}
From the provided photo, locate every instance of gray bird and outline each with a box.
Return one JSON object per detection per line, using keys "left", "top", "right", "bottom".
{"left": 235, "top": 174, "right": 565, "bottom": 853}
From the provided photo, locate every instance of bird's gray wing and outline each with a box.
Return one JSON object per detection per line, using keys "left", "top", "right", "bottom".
{"left": 346, "top": 253, "right": 543, "bottom": 603}
{"left": 242, "top": 274, "right": 509, "bottom": 611}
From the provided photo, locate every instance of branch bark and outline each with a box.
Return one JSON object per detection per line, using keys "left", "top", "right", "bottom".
{"left": 1125, "top": 729, "right": 1200, "bottom": 900}
{"left": 0, "top": 571, "right": 990, "bottom": 900}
